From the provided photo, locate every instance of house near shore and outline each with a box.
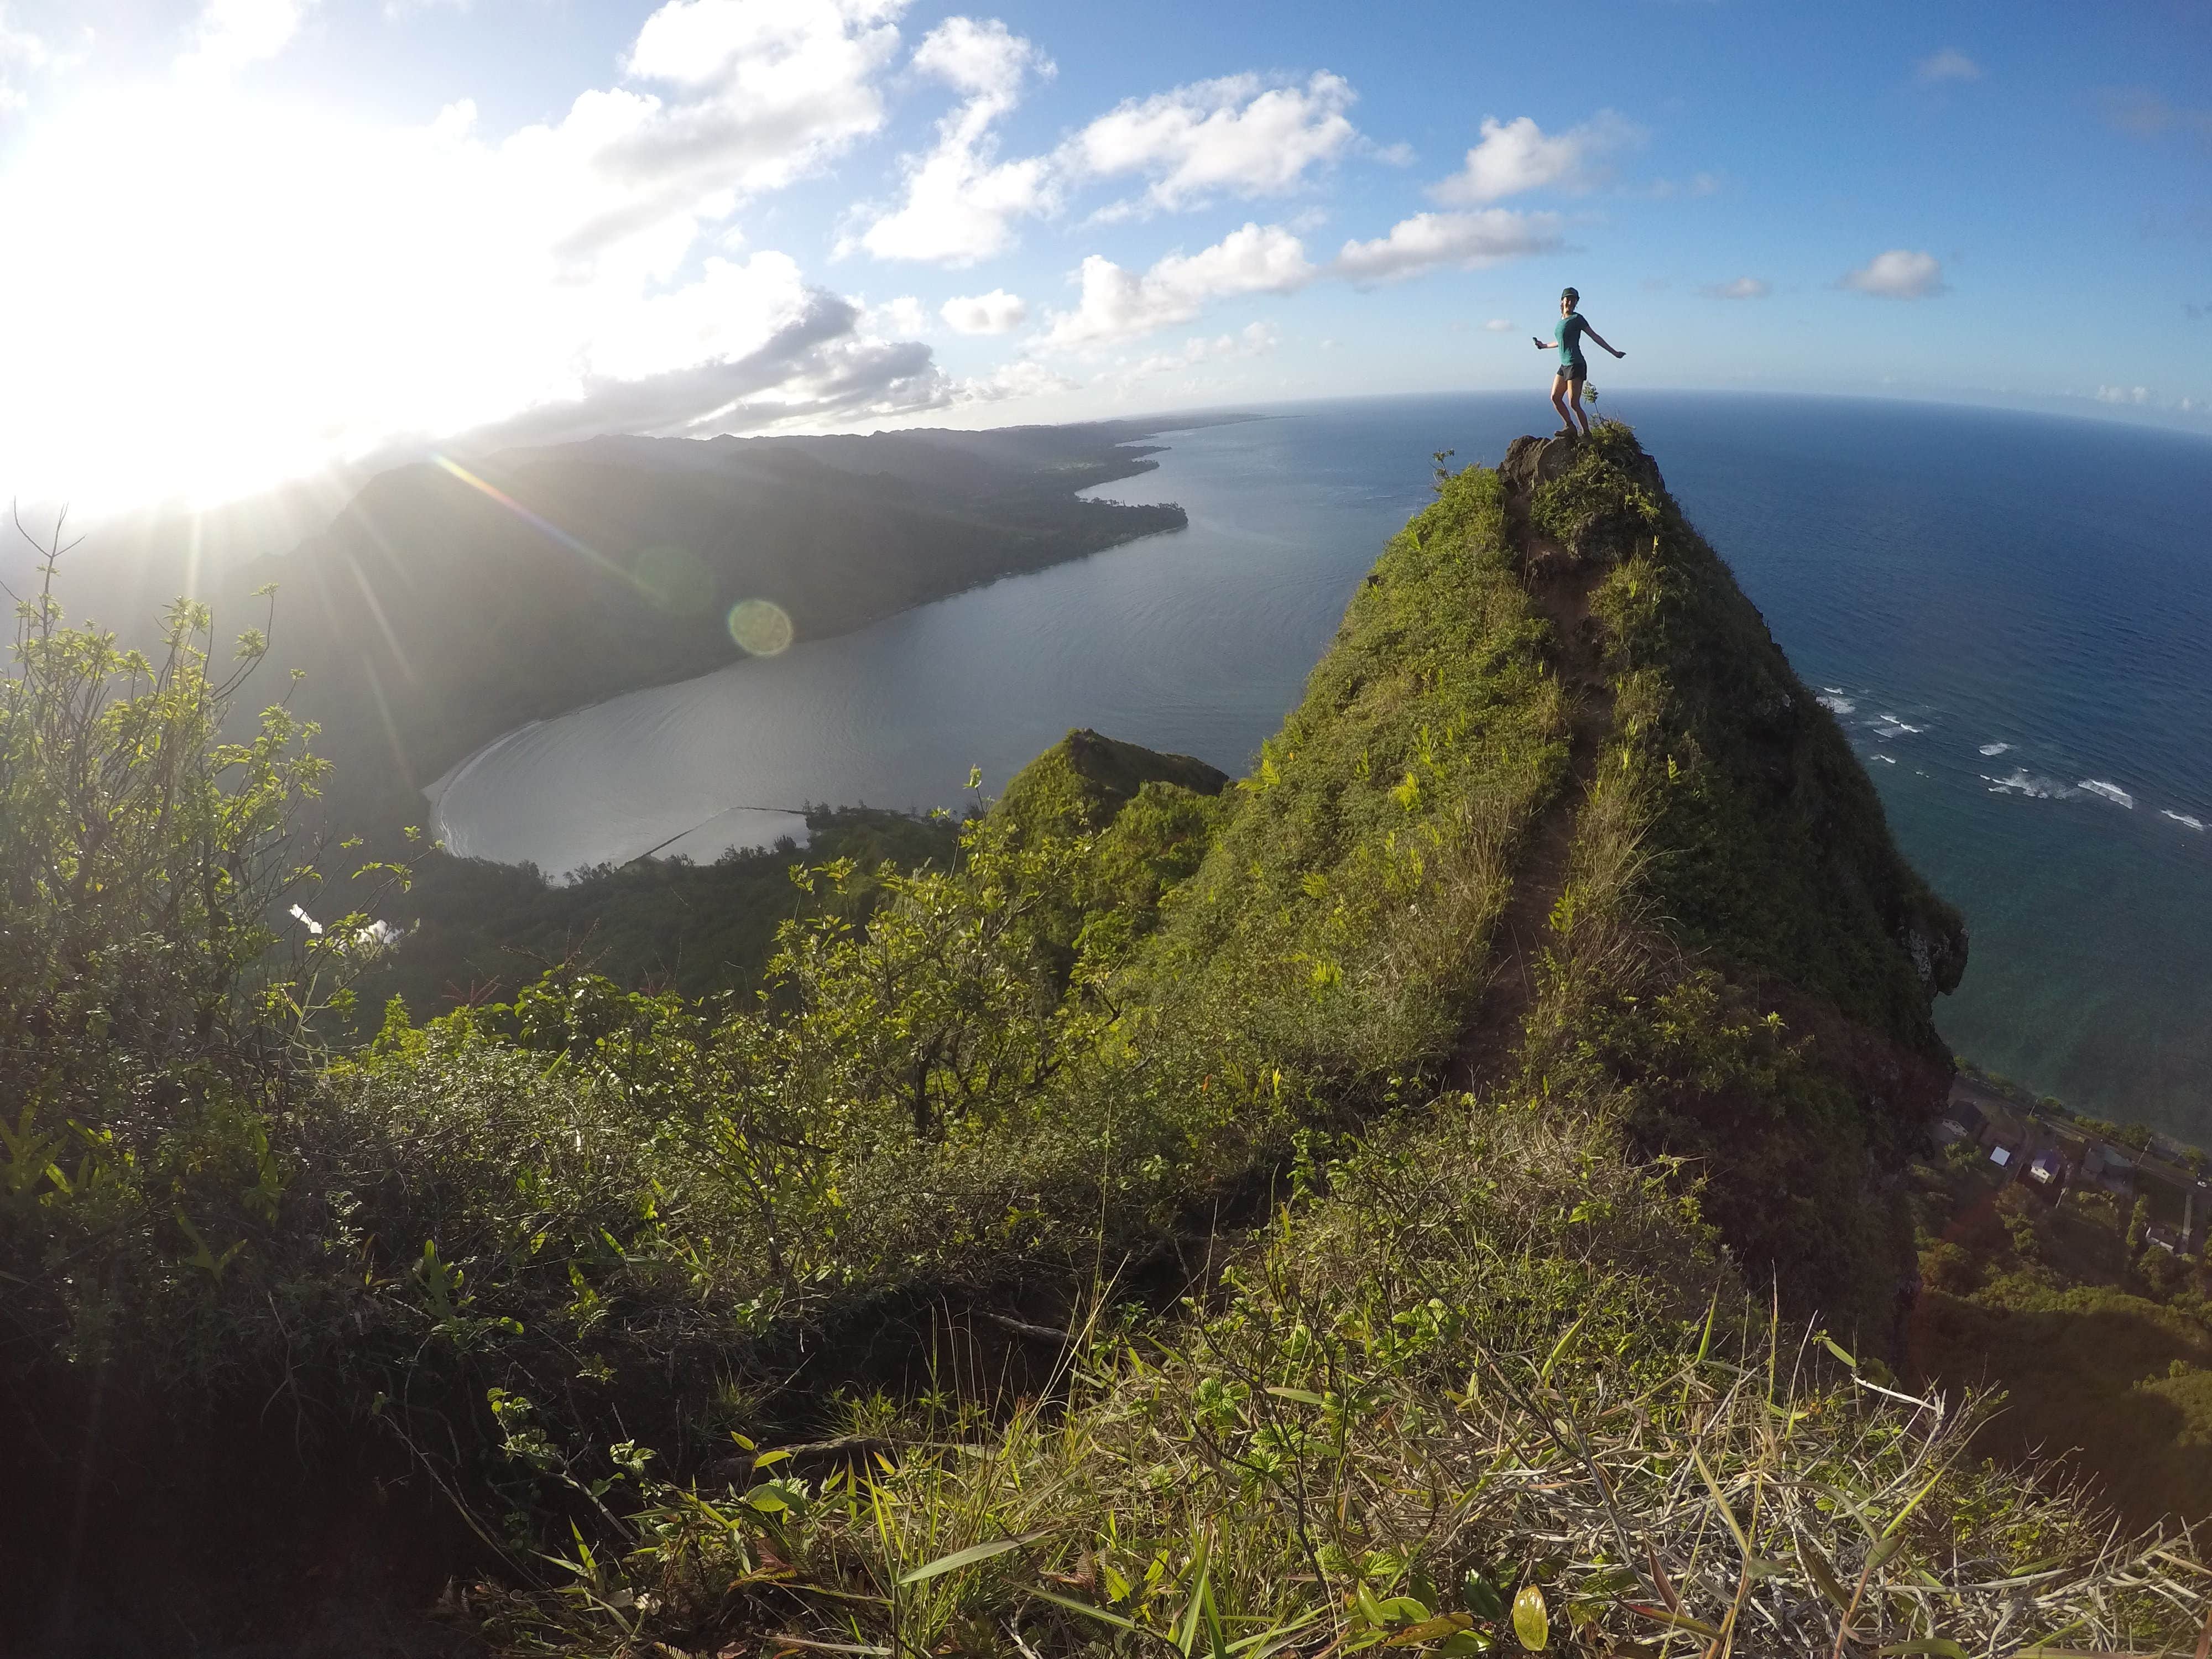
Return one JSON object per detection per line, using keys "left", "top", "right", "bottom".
{"left": 2026, "top": 1147, "right": 2069, "bottom": 1194}
{"left": 1938, "top": 1098, "right": 1987, "bottom": 1145}
{"left": 2083, "top": 1142, "right": 2138, "bottom": 1195}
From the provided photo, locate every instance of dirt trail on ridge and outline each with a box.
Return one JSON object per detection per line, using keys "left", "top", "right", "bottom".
{"left": 1454, "top": 440, "right": 1619, "bottom": 1092}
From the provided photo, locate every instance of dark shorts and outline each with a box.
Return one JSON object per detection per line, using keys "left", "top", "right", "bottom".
{"left": 1555, "top": 361, "right": 1587, "bottom": 385}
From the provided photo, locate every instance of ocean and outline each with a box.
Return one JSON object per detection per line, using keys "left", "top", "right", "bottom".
{"left": 428, "top": 392, "right": 2212, "bottom": 1139}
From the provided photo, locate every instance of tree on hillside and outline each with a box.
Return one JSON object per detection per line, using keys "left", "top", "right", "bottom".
{"left": 0, "top": 524, "right": 378, "bottom": 1359}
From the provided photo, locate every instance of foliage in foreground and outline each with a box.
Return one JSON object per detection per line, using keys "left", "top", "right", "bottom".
{"left": 474, "top": 1102, "right": 2211, "bottom": 1659}
{"left": 0, "top": 554, "right": 362, "bottom": 1374}
{"left": 6, "top": 462, "right": 1571, "bottom": 1602}
{"left": 341, "top": 805, "right": 962, "bottom": 1021}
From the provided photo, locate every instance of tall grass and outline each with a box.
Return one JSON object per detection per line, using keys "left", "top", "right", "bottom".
{"left": 470, "top": 1102, "right": 2210, "bottom": 1657}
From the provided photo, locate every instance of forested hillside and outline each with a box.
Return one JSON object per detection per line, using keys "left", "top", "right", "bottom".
{"left": 5, "top": 426, "right": 2204, "bottom": 1657}
{"left": 270, "top": 425, "right": 1194, "bottom": 834}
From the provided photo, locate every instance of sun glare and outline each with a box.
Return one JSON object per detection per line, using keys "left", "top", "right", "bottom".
{"left": 0, "top": 76, "right": 813, "bottom": 516}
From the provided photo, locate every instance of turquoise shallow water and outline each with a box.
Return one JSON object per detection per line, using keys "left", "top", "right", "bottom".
{"left": 430, "top": 393, "right": 2212, "bottom": 1139}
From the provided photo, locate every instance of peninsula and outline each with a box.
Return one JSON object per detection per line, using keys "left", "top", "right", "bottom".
{"left": 226, "top": 419, "right": 1225, "bottom": 832}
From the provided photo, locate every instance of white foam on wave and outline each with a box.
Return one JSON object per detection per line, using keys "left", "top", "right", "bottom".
{"left": 1983, "top": 769, "right": 2073, "bottom": 800}
{"left": 1871, "top": 713, "right": 1923, "bottom": 738}
{"left": 2079, "top": 780, "right": 2135, "bottom": 809}
{"left": 1872, "top": 754, "right": 1896, "bottom": 765}
{"left": 2162, "top": 809, "right": 2206, "bottom": 832}
{"left": 1979, "top": 742, "right": 2012, "bottom": 757}
{"left": 1816, "top": 693, "right": 1855, "bottom": 716}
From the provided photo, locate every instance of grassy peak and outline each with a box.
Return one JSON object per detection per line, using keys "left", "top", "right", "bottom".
{"left": 991, "top": 726, "right": 1228, "bottom": 840}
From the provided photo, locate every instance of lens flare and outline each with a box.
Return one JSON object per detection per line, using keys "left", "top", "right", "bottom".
{"left": 727, "top": 599, "right": 794, "bottom": 656}
{"left": 429, "top": 455, "right": 625, "bottom": 582}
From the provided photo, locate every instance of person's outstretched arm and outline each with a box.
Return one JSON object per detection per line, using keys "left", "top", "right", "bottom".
{"left": 1583, "top": 324, "right": 1626, "bottom": 359}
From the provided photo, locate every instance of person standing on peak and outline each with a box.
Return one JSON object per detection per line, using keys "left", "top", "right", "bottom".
{"left": 1533, "top": 287, "right": 1623, "bottom": 437}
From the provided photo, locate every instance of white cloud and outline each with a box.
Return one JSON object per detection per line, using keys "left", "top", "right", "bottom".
{"left": 604, "top": 0, "right": 906, "bottom": 225}
{"left": 1110, "top": 320, "right": 1279, "bottom": 388}
{"left": 957, "top": 358, "right": 1076, "bottom": 403}
{"left": 179, "top": 0, "right": 314, "bottom": 78}
{"left": 1430, "top": 111, "right": 1643, "bottom": 205}
{"left": 941, "top": 288, "right": 1027, "bottom": 334}
{"left": 1332, "top": 208, "right": 1562, "bottom": 284}
{"left": 866, "top": 295, "right": 932, "bottom": 336}
{"left": 853, "top": 16, "right": 1055, "bottom": 265}
{"left": 1840, "top": 248, "right": 1946, "bottom": 299}
{"left": 1061, "top": 71, "right": 1359, "bottom": 215}
{"left": 909, "top": 9, "right": 1036, "bottom": 96}
{"left": 0, "top": 5, "right": 51, "bottom": 109}
{"left": 2095, "top": 385, "right": 2151, "bottom": 404}
{"left": 1039, "top": 222, "right": 1314, "bottom": 349}
{"left": 1484, "top": 318, "right": 1513, "bottom": 331}
{"left": 1034, "top": 201, "right": 1560, "bottom": 352}
{"left": 1914, "top": 48, "right": 1982, "bottom": 84}
{"left": 0, "top": 0, "right": 940, "bottom": 509}
{"left": 447, "top": 275, "right": 948, "bottom": 451}
{"left": 1700, "top": 276, "right": 1770, "bottom": 300}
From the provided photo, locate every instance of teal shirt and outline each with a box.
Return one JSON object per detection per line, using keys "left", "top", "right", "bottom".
{"left": 1555, "top": 311, "right": 1589, "bottom": 367}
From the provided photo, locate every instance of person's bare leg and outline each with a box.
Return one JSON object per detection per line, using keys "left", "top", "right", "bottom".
{"left": 1568, "top": 378, "right": 1591, "bottom": 436}
{"left": 1550, "top": 374, "right": 1573, "bottom": 434}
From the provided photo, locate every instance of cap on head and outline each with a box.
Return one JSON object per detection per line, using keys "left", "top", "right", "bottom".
{"left": 1561, "top": 286, "right": 1579, "bottom": 304}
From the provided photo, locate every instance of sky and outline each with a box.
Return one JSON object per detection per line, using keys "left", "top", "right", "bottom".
{"left": 0, "top": 0, "right": 2206, "bottom": 512}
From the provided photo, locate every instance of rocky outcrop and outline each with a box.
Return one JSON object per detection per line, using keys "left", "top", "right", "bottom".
{"left": 1497, "top": 432, "right": 1582, "bottom": 493}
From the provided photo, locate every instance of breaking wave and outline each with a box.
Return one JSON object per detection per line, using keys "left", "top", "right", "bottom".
{"left": 2079, "top": 780, "right": 2136, "bottom": 809}
{"left": 1984, "top": 769, "right": 2073, "bottom": 800}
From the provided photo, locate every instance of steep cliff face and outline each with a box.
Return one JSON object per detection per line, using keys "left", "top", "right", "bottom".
{"left": 1477, "top": 425, "right": 1969, "bottom": 1331}
{"left": 1503, "top": 430, "right": 1968, "bottom": 1031}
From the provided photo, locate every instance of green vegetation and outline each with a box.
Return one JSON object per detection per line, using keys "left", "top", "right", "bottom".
{"left": 343, "top": 806, "right": 961, "bottom": 1019}
{"left": 1558, "top": 445, "right": 1965, "bottom": 1047}
{"left": 1906, "top": 1143, "right": 2212, "bottom": 1525}
{"left": 7, "top": 427, "right": 2206, "bottom": 1655}
{"left": 473, "top": 1102, "right": 2188, "bottom": 1659}
{"left": 1525, "top": 423, "right": 1965, "bottom": 1332}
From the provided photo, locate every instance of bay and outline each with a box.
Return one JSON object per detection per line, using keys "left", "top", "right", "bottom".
{"left": 427, "top": 392, "right": 2212, "bottom": 1139}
